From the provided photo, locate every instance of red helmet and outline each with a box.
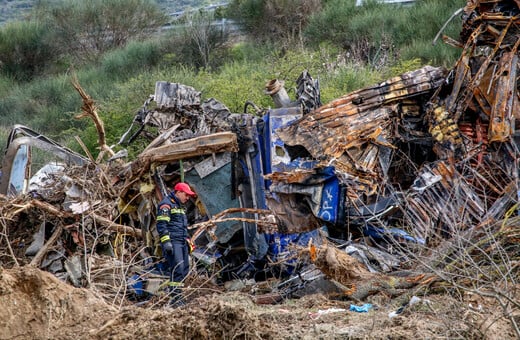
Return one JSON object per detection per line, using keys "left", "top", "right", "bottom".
{"left": 174, "top": 182, "right": 196, "bottom": 196}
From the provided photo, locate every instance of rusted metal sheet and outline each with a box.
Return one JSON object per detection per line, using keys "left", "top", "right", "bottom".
{"left": 404, "top": 161, "right": 487, "bottom": 241}
{"left": 277, "top": 66, "right": 446, "bottom": 197}
{"left": 272, "top": 0, "right": 520, "bottom": 244}
{"left": 279, "top": 66, "right": 446, "bottom": 153}
{"left": 445, "top": 2, "right": 520, "bottom": 144}
{"left": 488, "top": 51, "right": 518, "bottom": 142}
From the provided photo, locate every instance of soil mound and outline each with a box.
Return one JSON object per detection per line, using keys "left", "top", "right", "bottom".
{"left": 0, "top": 266, "right": 114, "bottom": 339}
{"left": 2, "top": 266, "right": 516, "bottom": 339}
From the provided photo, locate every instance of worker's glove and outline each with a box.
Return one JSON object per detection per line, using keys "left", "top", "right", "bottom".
{"left": 160, "top": 234, "right": 174, "bottom": 255}
{"left": 162, "top": 240, "right": 174, "bottom": 255}
{"left": 186, "top": 238, "right": 195, "bottom": 254}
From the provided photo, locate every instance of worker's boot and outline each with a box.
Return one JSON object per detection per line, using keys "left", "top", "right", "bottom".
{"left": 167, "top": 285, "right": 185, "bottom": 308}
{"left": 169, "top": 292, "right": 185, "bottom": 308}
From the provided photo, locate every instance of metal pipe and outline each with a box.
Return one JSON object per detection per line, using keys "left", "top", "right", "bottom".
{"left": 265, "top": 79, "right": 291, "bottom": 108}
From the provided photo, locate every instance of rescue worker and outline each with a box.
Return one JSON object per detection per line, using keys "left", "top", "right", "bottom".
{"left": 156, "top": 182, "right": 196, "bottom": 307}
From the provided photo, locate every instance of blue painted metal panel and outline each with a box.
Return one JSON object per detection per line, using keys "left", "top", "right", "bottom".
{"left": 258, "top": 108, "right": 342, "bottom": 226}
{"left": 363, "top": 225, "right": 425, "bottom": 244}
{"left": 259, "top": 107, "right": 303, "bottom": 176}
{"left": 265, "top": 228, "right": 323, "bottom": 275}
{"left": 9, "top": 144, "right": 29, "bottom": 195}
{"left": 318, "top": 175, "right": 340, "bottom": 224}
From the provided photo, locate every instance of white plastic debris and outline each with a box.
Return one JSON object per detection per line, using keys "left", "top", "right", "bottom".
{"left": 69, "top": 201, "right": 91, "bottom": 214}
{"left": 308, "top": 308, "right": 347, "bottom": 320}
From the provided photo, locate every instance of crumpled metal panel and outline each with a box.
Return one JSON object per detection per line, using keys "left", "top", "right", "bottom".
{"left": 279, "top": 66, "right": 446, "bottom": 154}
{"left": 265, "top": 193, "right": 323, "bottom": 234}
{"left": 404, "top": 161, "right": 487, "bottom": 241}
{"left": 277, "top": 66, "right": 446, "bottom": 195}
{"left": 0, "top": 125, "right": 89, "bottom": 196}
{"left": 446, "top": 2, "right": 520, "bottom": 143}
{"left": 488, "top": 51, "right": 518, "bottom": 142}
{"left": 154, "top": 81, "right": 201, "bottom": 109}
{"left": 121, "top": 81, "right": 233, "bottom": 145}
{"left": 266, "top": 166, "right": 340, "bottom": 225}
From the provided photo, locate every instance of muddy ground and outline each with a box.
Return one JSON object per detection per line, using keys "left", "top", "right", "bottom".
{"left": 0, "top": 265, "right": 516, "bottom": 340}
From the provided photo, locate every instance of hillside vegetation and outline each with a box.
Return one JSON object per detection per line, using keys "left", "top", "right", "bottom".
{"left": 0, "top": 0, "right": 466, "bottom": 159}
{"left": 0, "top": 0, "right": 212, "bottom": 25}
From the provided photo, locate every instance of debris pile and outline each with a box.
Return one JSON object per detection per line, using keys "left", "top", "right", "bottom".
{"left": 0, "top": 0, "right": 518, "bottom": 336}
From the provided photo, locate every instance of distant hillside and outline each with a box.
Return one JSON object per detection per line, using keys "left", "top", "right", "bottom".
{"left": 0, "top": 0, "right": 215, "bottom": 26}
{"left": 0, "top": 0, "right": 34, "bottom": 24}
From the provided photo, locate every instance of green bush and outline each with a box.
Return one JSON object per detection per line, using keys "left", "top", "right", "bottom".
{"left": 305, "top": 0, "right": 465, "bottom": 67}
{"left": 227, "top": 0, "right": 321, "bottom": 47}
{"left": 33, "top": 0, "right": 168, "bottom": 64}
{"left": 161, "top": 10, "right": 231, "bottom": 70}
{"left": 24, "top": 76, "right": 84, "bottom": 138}
{"left": 400, "top": 39, "right": 460, "bottom": 68}
{"left": 304, "top": 0, "right": 365, "bottom": 48}
{"left": 385, "top": 58, "right": 425, "bottom": 78}
{"left": 0, "top": 0, "right": 471, "bottom": 162}
{"left": 0, "top": 125, "right": 12, "bottom": 160}
{"left": 319, "top": 64, "right": 382, "bottom": 103}
{"left": 0, "top": 81, "right": 44, "bottom": 128}
{"left": 0, "top": 70, "right": 117, "bottom": 144}
{"left": 0, "top": 21, "right": 56, "bottom": 81}
{"left": 226, "top": 0, "right": 265, "bottom": 38}
{"left": 195, "top": 62, "right": 271, "bottom": 113}
{"left": 100, "top": 40, "right": 163, "bottom": 81}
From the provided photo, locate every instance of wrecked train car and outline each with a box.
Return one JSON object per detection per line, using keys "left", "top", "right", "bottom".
{"left": 271, "top": 0, "right": 520, "bottom": 249}
{"left": 117, "top": 76, "right": 326, "bottom": 285}
{"left": 116, "top": 64, "right": 447, "bottom": 289}
{"left": 0, "top": 125, "right": 89, "bottom": 196}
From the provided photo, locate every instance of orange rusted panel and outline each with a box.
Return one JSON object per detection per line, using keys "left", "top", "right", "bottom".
{"left": 489, "top": 51, "right": 518, "bottom": 142}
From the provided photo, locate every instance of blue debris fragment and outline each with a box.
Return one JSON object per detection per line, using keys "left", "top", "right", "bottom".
{"left": 362, "top": 225, "right": 425, "bottom": 244}
{"left": 127, "top": 274, "right": 145, "bottom": 297}
{"left": 349, "top": 303, "right": 373, "bottom": 313}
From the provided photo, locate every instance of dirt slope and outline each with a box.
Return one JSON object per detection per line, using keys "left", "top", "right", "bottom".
{"left": 0, "top": 266, "right": 114, "bottom": 339}
{"left": 1, "top": 266, "right": 516, "bottom": 340}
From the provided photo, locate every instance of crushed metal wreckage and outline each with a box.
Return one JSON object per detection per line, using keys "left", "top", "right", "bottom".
{"left": 0, "top": 0, "right": 519, "bottom": 308}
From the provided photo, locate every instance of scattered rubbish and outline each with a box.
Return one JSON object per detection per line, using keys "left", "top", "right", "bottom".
{"left": 308, "top": 308, "right": 347, "bottom": 320}
{"left": 388, "top": 295, "right": 430, "bottom": 318}
{"left": 388, "top": 309, "right": 402, "bottom": 319}
{"left": 64, "top": 255, "right": 83, "bottom": 287}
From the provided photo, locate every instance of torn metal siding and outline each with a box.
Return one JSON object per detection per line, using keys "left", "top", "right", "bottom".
{"left": 266, "top": 0, "right": 520, "bottom": 244}
{"left": 405, "top": 161, "right": 487, "bottom": 241}
{"left": 444, "top": 1, "right": 520, "bottom": 143}
{"left": 3, "top": 0, "right": 520, "bottom": 305}
{"left": 265, "top": 166, "right": 341, "bottom": 234}
{"left": 277, "top": 66, "right": 446, "bottom": 197}
{"left": 0, "top": 125, "right": 89, "bottom": 196}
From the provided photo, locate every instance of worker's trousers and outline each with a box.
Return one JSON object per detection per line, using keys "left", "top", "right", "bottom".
{"left": 162, "top": 240, "right": 189, "bottom": 285}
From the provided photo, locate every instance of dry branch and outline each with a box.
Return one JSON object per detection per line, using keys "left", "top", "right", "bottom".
{"left": 189, "top": 207, "right": 276, "bottom": 242}
{"left": 308, "top": 242, "right": 435, "bottom": 301}
{"left": 91, "top": 213, "right": 142, "bottom": 238}
{"left": 6, "top": 199, "right": 142, "bottom": 239}
{"left": 0, "top": 218, "right": 20, "bottom": 267}
{"left": 71, "top": 74, "right": 114, "bottom": 160}
{"left": 30, "top": 224, "right": 64, "bottom": 267}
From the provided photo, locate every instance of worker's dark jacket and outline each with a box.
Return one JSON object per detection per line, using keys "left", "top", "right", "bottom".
{"left": 156, "top": 192, "right": 188, "bottom": 243}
